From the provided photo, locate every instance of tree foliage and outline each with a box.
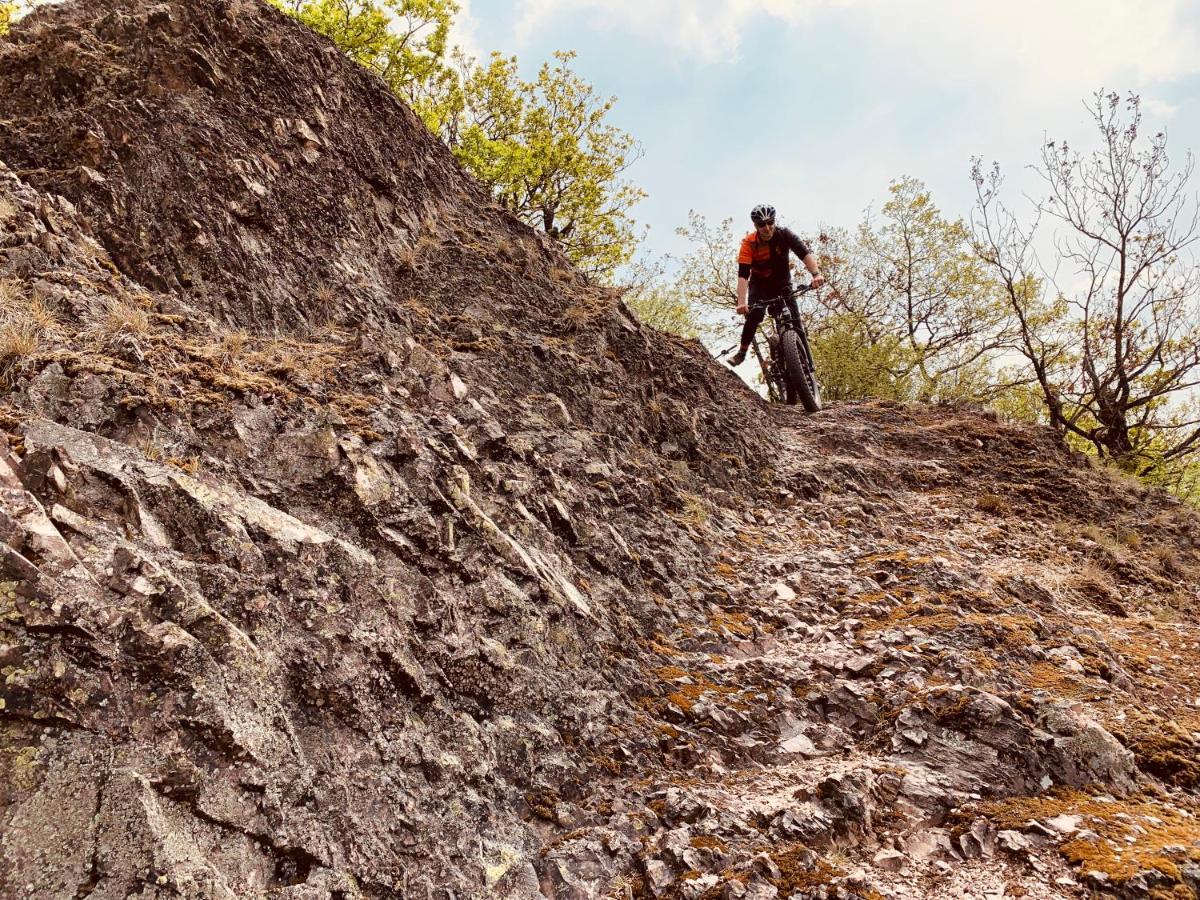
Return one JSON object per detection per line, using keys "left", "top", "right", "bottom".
{"left": 795, "top": 228, "right": 904, "bottom": 401}
{"left": 0, "top": 1, "right": 26, "bottom": 35}
{"left": 619, "top": 256, "right": 703, "bottom": 338}
{"left": 670, "top": 212, "right": 739, "bottom": 339}
{"left": 454, "top": 51, "right": 645, "bottom": 278}
{"left": 854, "top": 177, "right": 1011, "bottom": 402}
{"left": 806, "top": 311, "right": 909, "bottom": 402}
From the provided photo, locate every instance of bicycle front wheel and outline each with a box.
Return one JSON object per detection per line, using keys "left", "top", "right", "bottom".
{"left": 781, "top": 330, "right": 822, "bottom": 413}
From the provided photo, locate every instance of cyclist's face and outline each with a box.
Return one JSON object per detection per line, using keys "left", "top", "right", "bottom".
{"left": 756, "top": 222, "right": 775, "bottom": 239}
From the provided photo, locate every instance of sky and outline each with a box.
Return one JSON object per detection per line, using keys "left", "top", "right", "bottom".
{"left": 450, "top": 0, "right": 1200, "bottom": 262}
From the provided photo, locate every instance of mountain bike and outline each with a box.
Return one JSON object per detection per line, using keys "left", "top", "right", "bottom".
{"left": 725, "top": 285, "right": 822, "bottom": 412}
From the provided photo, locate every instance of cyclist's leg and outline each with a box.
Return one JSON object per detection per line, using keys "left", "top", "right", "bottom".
{"left": 731, "top": 307, "right": 765, "bottom": 364}
{"left": 786, "top": 295, "right": 801, "bottom": 325}
{"left": 740, "top": 307, "right": 765, "bottom": 348}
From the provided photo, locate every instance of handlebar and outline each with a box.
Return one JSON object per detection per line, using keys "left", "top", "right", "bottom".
{"left": 748, "top": 282, "right": 819, "bottom": 308}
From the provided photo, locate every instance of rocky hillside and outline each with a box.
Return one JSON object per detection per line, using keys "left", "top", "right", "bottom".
{"left": 1, "top": 2, "right": 1198, "bottom": 899}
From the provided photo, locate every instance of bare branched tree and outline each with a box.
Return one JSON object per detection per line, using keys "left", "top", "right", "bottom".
{"left": 673, "top": 212, "right": 740, "bottom": 329}
{"left": 972, "top": 92, "right": 1200, "bottom": 468}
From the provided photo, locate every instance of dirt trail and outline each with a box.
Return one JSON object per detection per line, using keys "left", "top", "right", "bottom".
{"left": 542, "top": 404, "right": 1200, "bottom": 900}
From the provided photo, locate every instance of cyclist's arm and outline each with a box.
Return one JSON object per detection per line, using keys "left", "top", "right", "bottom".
{"left": 786, "top": 229, "right": 825, "bottom": 285}
{"left": 736, "top": 239, "right": 753, "bottom": 313}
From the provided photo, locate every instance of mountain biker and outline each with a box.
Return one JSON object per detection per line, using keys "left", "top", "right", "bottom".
{"left": 728, "top": 204, "right": 825, "bottom": 366}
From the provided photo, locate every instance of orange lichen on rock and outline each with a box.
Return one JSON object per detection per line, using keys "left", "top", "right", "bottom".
{"left": 645, "top": 637, "right": 685, "bottom": 657}
{"left": 655, "top": 665, "right": 691, "bottom": 681}
{"left": 650, "top": 663, "right": 739, "bottom": 714}
{"left": 710, "top": 610, "right": 754, "bottom": 638}
{"left": 1110, "top": 711, "right": 1200, "bottom": 789}
{"left": 667, "top": 681, "right": 737, "bottom": 713}
{"left": 976, "top": 790, "right": 1200, "bottom": 890}
{"left": 767, "top": 845, "right": 885, "bottom": 900}
{"left": 1020, "top": 661, "right": 1097, "bottom": 701}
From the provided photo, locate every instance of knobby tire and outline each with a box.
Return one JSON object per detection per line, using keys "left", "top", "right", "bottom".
{"left": 781, "top": 330, "right": 821, "bottom": 413}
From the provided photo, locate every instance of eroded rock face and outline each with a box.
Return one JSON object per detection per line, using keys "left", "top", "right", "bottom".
{"left": 3, "top": 3, "right": 1200, "bottom": 900}
{"left": 0, "top": 2, "right": 778, "bottom": 895}
{"left": 0, "top": 0, "right": 464, "bottom": 330}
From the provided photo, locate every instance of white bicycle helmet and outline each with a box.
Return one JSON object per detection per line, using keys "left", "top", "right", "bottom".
{"left": 750, "top": 203, "right": 776, "bottom": 226}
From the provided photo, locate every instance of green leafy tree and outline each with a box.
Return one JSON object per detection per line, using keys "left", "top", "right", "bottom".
{"left": 858, "top": 177, "right": 1012, "bottom": 402}
{"left": 454, "top": 51, "right": 645, "bottom": 278}
{"left": 620, "top": 256, "right": 703, "bottom": 338}
{"left": 0, "top": 1, "right": 28, "bottom": 35}
{"left": 807, "top": 311, "right": 909, "bottom": 402}
{"left": 798, "top": 228, "right": 910, "bottom": 401}
{"left": 672, "top": 212, "right": 739, "bottom": 337}
{"left": 270, "top": 0, "right": 460, "bottom": 134}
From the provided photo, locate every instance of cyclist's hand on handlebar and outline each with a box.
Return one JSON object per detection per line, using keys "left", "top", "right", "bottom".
{"left": 811, "top": 274, "right": 826, "bottom": 289}
{"left": 736, "top": 302, "right": 748, "bottom": 315}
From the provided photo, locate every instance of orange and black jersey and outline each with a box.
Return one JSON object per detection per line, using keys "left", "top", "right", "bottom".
{"left": 737, "top": 226, "right": 811, "bottom": 301}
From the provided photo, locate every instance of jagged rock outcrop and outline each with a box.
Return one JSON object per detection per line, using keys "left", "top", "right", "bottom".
{"left": 0, "top": 2, "right": 776, "bottom": 896}
{"left": 2, "top": 3, "right": 1200, "bottom": 900}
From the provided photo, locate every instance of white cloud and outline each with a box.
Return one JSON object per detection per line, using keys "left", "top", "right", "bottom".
{"left": 852, "top": 0, "right": 1200, "bottom": 96}
{"left": 513, "top": 0, "right": 1200, "bottom": 89}
{"left": 513, "top": 0, "right": 825, "bottom": 61}
{"left": 1143, "top": 96, "right": 1181, "bottom": 119}
{"left": 449, "top": 0, "right": 484, "bottom": 61}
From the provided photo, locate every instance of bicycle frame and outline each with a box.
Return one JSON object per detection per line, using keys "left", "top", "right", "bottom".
{"left": 749, "top": 285, "right": 814, "bottom": 402}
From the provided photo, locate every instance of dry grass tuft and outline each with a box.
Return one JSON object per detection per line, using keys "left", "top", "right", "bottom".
{"left": 1152, "top": 544, "right": 1189, "bottom": 579}
{"left": 975, "top": 493, "right": 1012, "bottom": 515}
{"left": 563, "top": 305, "right": 591, "bottom": 330}
{"left": 1114, "top": 527, "right": 1142, "bottom": 550}
{"left": 1077, "top": 525, "right": 1131, "bottom": 571}
{"left": 184, "top": 329, "right": 345, "bottom": 392}
{"left": 69, "top": 295, "right": 157, "bottom": 363}
{"left": 217, "top": 330, "right": 249, "bottom": 367}
{"left": 678, "top": 493, "right": 709, "bottom": 527}
{"left": 313, "top": 283, "right": 336, "bottom": 309}
{"left": 1068, "top": 561, "right": 1127, "bottom": 616}
{"left": 93, "top": 297, "right": 151, "bottom": 343}
{"left": 0, "top": 279, "right": 60, "bottom": 379}
{"left": 549, "top": 264, "right": 577, "bottom": 284}
{"left": 0, "top": 318, "right": 39, "bottom": 363}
